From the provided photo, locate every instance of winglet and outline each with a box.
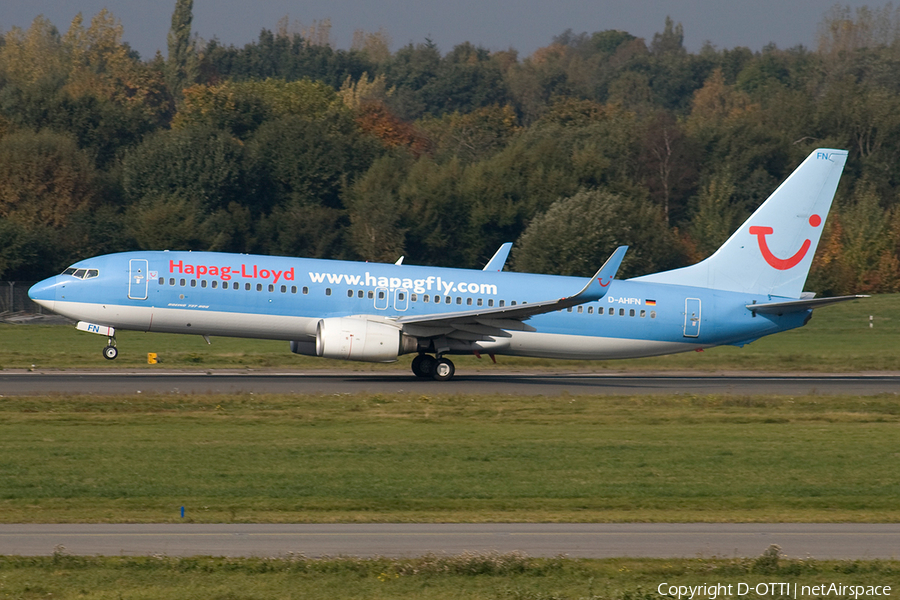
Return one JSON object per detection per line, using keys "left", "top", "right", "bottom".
{"left": 572, "top": 246, "right": 627, "bottom": 302}
{"left": 483, "top": 242, "right": 513, "bottom": 271}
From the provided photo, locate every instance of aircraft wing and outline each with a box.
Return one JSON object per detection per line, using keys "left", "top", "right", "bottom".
{"left": 482, "top": 242, "right": 513, "bottom": 271}
{"left": 396, "top": 246, "right": 627, "bottom": 339}
{"left": 746, "top": 295, "right": 869, "bottom": 315}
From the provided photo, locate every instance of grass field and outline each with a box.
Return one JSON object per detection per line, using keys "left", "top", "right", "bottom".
{"left": 0, "top": 552, "right": 897, "bottom": 599}
{"left": 0, "top": 294, "right": 893, "bottom": 372}
{"left": 1, "top": 392, "right": 898, "bottom": 523}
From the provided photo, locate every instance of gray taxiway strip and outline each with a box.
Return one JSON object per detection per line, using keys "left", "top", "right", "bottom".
{"left": 1, "top": 524, "right": 899, "bottom": 559}
{"left": 2, "top": 371, "right": 900, "bottom": 396}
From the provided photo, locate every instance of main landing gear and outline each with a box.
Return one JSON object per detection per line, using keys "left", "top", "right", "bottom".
{"left": 103, "top": 337, "right": 118, "bottom": 360}
{"left": 411, "top": 354, "right": 455, "bottom": 381}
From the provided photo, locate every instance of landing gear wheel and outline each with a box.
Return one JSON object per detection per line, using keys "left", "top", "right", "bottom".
{"left": 103, "top": 345, "right": 118, "bottom": 360}
{"left": 431, "top": 357, "right": 455, "bottom": 381}
{"left": 411, "top": 354, "right": 436, "bottom": 378}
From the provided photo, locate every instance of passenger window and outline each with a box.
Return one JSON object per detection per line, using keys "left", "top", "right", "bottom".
{"left": 499, "top": 300, "right": 505, "bottom": 307}
{"left": 467, "top": 298, "right": 473, "bottom": 306}
{"left": 411, "top": 294, "right": 417, "bottom": 302}
{"left": 268, "top": 284, "right": 274, "bottom": 292}
{"left": 629, "top": 309, "right": 635, "bottom": 317}
{"left": 567, "top": 307, "right": 573, "bottom": 312}
{"left": 367, "top": 290, "right": 373, "bottom": 299}
{"left": 577, "top": 306, "right": 583, "bottom": 313}
{"left": 358, "top": 290, "right": 363, "bottom": 298}
{"left": 619, "top": 308, "right": 625, "bottom": 316}
{"left": 456, "top": 297, "right": 462, "bottom": 304}
{"left": 292, "top": 286, "right": 297, "bottom": 294}
{"left": 201, "top": 280, "right": 207, "bottom": 288}
{"left": 477, "top": 299, "right": 483, "bottom": 306}
{"left": 169, "top": 278, "right": 175, "bottom": 286}
{"left": 179, "top": 279, "right": 185, "bottom": 286}
{"left": 282, "top": 285, "right": 287, "bottom": 293}
{"left": 245, "top": 283, "right": 251, "bottom": 291}
{"left": 233, "top": 282, "right": 239, "bottom": 290}
{"left": 511, "top": 301, "right": 517, "bottom": 306}
{"left": 378, "top": 291, "right": 385, "bottom": 300}
{"left": 347, "top": 289, "right": 354, "bottom": 298}
{"left": 424, "top": 295, "right": 429, "bottom": 303}
{"left": 640, "top": 310, "right": 646, "bottom": 318}
{"left": 398, "top": 293, "right": 405, "bottom": 301}
{"left": 488, "top": 299, "right": 494, "bottom": 307}
{"left": 588, "top": 306, "right": 593, "bottom": 314}
{"left": 650, "top": 311, "right": 657, "bottom": 319}
{"left": 446, "top": 296, "right": 451, "bottom": 304}
{"left": 190, "top": 279, "right": 196, "bottom": 287}
{"left": 159, "top": 277, "right": 165, "bottom": 285}
{"left": 303, "top": 287, "right": 309, "bottom": 294}
{"left": 257, "top": 284, "right": 263, "bottom": 291}
{"left": 212, "top": 280, "right": 218, "bottom": 289}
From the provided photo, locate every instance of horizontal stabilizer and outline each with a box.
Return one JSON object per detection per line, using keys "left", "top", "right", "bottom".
{"left": 747, "top": 295, "right": 869, "bottom": 315}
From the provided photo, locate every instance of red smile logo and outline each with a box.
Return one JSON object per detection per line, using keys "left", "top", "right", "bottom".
{"left": 749, "top": 215, "right": 822, "bottom": 270}
{"left": 598, "top": 277, "right": 611, "bottom": 287}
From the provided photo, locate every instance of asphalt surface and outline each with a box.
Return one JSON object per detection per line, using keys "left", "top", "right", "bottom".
{"left": 1, "top": 523, "right": 898, "bottom": 559}
{"left": 2, "top": 370, "right": 900, "bottom": 396}
{"left": 4, "top": 371, "right": 896, "bottom": 561}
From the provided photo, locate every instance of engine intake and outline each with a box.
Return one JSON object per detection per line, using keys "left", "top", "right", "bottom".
{"left": 315, "top": 317, "right": 417, "bottom": 362}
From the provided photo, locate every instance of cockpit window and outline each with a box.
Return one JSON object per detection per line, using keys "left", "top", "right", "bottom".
{"left": 63, "top": 267, "right": 100, "bottom": 279}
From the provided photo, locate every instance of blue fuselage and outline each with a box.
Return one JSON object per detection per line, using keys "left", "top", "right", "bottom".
{"left": 28, "top": 250, "right": 809, "bottom": 361}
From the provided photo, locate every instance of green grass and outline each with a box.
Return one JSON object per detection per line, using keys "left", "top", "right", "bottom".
{"left": 1, "top": 392, "right": 898, "bottom": 523}
{"left": 0, "top": 552, "right": 897, "bottom": 599}
{"left": 1, "top": 295, "right": 893, "bottom": 371}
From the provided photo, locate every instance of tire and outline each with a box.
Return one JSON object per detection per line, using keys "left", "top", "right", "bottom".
{"left": 431, "top": 357, "right": 455, "bottom": 381}
{"left": 103, "top": 345, "right": 118, "bottom": 360}
{"left": 411, "top": 354, "right": 436, "bottom": 378}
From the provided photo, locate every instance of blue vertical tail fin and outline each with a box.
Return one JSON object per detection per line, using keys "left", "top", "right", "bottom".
{"left": 633, "top": 149, "right": 848, "bottom": 298}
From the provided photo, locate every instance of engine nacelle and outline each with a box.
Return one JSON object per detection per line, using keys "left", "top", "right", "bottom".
{"left": 315, "top": 317, "right": 417, "bottom": 362}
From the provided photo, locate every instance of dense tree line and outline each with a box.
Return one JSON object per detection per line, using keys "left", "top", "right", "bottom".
{"left": 2, "top": 3, "right": 900, "bottom": 296}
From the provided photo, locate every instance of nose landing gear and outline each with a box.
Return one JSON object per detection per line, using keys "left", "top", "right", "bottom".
{"left": 103, "top": 337, "right": 118, "bottom": 360}
{"left": 411, "top": 354, "right": 455, "bottom": 381}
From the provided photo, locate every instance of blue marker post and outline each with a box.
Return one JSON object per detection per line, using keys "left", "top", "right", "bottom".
{"left": 181, "top": 506, "right": 185, "bottom": 518}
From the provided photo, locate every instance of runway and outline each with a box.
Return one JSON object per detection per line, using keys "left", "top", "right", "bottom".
{"left": 1, "top": 523, "right": 898, "bottom": 559}
{"left": 2, "top": 370, "right": 899, "bottom": 396}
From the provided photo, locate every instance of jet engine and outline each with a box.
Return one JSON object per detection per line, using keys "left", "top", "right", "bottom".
{"left": 314, "top": 317, "right": 417, "bottom": 362}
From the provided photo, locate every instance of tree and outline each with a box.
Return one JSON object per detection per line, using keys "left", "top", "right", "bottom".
{"left": 513, "top": 188, "right": 683, "bottom": 277}
{"left": 174, "top": 78, "right": 338, "bottom": 138}
{"left": 121, "top": 127, "right": 247, "bottom": 213}
{"left": 0, "top": 130, "right": 96, "bottom": 228}
{"left": 248, "top": 112, "right": 380, "bottom": 212}
{"left": 687, "top": 168, "right": 741, "bottom": 260}
{"left": 346, "top": 153, "right": 412, "bottom": 262}
{"left": 166, "top": 0, "right": 198, "bottom": 99}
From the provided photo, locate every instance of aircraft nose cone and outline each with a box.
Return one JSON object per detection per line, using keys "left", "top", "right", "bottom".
{"left": 28, "top": 277, "right": 58, "bottom": 312}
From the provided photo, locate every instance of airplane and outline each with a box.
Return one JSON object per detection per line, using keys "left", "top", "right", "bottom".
{"left": 29, "top": 148, "right": 865, "bottom": 381}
